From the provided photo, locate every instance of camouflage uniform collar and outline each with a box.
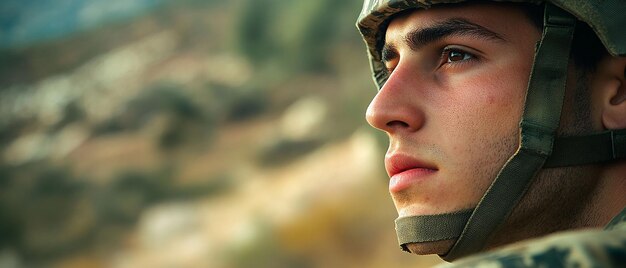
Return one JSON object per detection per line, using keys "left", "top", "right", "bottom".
{"left": 604, "top": 205, "right": 626, "bottom": 231}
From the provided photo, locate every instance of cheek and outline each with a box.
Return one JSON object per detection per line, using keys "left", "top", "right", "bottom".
{"left": 473, "top": 65, "right": 528, "bottom": 121}
{"left": 435, "top": 68, "right": 527, "bottom": 175}
{"left": 446, "top": 72, "right": 526, "bottom": 137}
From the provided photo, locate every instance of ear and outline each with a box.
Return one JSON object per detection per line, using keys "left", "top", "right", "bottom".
{"left": 599, "top": 57, "right": 626, "bottom": 129}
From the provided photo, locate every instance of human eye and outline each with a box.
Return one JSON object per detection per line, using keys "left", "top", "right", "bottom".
{"left": 439, "top": 46, "right": 477, "bottom": 67}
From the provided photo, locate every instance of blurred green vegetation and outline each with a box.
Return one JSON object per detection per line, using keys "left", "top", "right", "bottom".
{"left": 236, "top": 0, "right": 355, "bottom": 73}
{"left": 0, "top": 0, "right": 443, "bottom": 267}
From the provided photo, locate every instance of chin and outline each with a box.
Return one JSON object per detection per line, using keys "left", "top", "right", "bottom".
{"left": 405, "top": 239, "right": 456, "bottom": 256}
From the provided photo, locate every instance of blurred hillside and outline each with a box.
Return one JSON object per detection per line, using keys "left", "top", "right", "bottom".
{"left": 0, "top": 1, "right": 443, "bottom": 267}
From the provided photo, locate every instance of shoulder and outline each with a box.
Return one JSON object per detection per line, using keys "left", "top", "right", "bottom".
{"left": 437, "top": 222, "right": 626, "bottom": 268}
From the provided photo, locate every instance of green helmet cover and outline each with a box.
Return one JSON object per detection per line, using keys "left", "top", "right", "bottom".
{"left": 358, "top": 0, "right": 626, "bottom": 88}
{"left": 356, "top": 0, "right": 626, "bottom": 262}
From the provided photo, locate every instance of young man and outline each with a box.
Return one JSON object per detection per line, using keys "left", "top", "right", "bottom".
{"left": 357, "top": 1, "right": 626, "bottom": 266}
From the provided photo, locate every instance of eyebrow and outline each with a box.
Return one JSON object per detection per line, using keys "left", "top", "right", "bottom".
{"left": 381, "top": 18, "right": 506, "bottom": 63}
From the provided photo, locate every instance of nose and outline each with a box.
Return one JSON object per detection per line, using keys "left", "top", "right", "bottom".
{"left": 365, "top": 71, "right": 425, "bottom": 134}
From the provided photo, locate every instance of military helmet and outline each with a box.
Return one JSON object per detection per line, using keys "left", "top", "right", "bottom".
{"left": 356, "top": 0, "right": 626, "bottom": 261}
{"left": 358, "top": 0, "right": 626, "bottom": 88}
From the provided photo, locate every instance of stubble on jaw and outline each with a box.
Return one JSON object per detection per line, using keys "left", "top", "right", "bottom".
{"left": 396, "top": 118, "right": 600, "bottom": 255}
{"left": 394, "top": 126, "right": 520, "bottom": 255}
{"left": 485, "top": 165, "right": 601, "bottom": 250}
{"left": 400, "top": 67, "right": 601, "bottom": 255}
{"left": 391, "top": 115, "right": 521, "bottom": 213}
{"left": 485, "top": 68, "right": 602, "bottom": 250}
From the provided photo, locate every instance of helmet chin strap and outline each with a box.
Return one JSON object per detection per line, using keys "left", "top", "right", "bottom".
{"left": 544, "top": 129, "right": 626, "bottom": 167}
{"left": 443, "top": 3, "right": 577, "bottom": 260}
{"left": 394, "top": 3, "right": 578, "bottom": 260}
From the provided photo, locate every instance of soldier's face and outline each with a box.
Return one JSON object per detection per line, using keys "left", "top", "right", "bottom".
{"left": 365, "top": 3, "right": 541, "bottom": 254}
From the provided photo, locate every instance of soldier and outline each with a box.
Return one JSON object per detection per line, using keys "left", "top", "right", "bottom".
{"left": 357, "top": 1, "right": 626, "bottom": 266}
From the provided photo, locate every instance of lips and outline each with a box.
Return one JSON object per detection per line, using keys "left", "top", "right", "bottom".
{"left": 385, "top": 154, "right": 438, "bottom": 192}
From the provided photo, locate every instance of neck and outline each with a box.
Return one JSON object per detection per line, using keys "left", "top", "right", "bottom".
{"left": 578, "top": 161, "right": 626, "bottom": 227}
{"left": 485, "top": 162, "right": 625, "bottom": 250}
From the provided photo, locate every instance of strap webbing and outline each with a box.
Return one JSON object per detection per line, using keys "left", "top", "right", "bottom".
{"left": 395, "top": 209, "right": 473, "bottom": 251}
{"left": 442, "top": 4, "right": 576, "bottom": 261}
{"left": 545, "top": 129, "right": 626, "bottom": 167}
